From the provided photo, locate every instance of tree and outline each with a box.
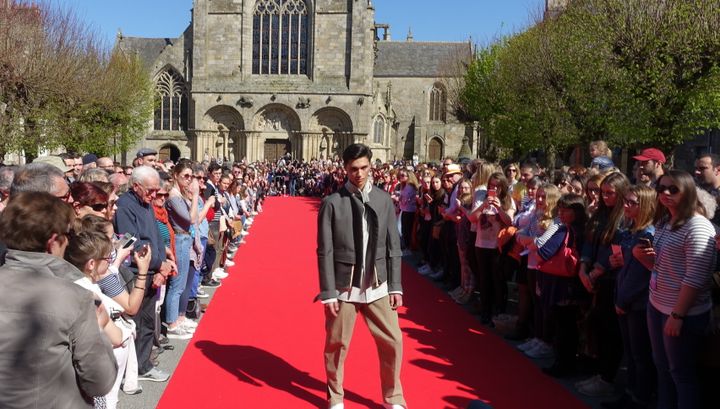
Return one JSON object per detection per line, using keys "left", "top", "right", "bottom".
{"left": 0, "top": 0, "right": 153, "bottom": 161}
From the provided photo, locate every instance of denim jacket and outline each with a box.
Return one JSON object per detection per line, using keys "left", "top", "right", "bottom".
{"left": 612, "top": 226, "right": 655, "bottom": 311}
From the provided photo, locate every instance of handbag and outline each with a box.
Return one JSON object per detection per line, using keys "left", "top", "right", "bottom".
{"left": 537, "top": 230, "right": 579, "bottom": 277}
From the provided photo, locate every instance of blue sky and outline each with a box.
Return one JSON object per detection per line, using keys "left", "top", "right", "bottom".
{"left": 50, "top": 0, "right": 544, "bottom": 48}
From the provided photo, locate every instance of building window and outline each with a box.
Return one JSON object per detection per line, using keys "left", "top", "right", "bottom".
{"left": 429, "top": 83, "right": 447, "bottom": 122}
{"left": 373, "top": 116, "right": 385, "bottom": 144}
{"left": 252, "top": 0, "right": 309, "bottom": 75}
{"left": 154, "top": 69, "right": 187, "bottom": 131}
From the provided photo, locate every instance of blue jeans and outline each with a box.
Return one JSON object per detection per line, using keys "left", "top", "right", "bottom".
{"left": 165, "top": 234, "right": 191, "bottom": 324}
{"left": 647, "top": 303, "right": 709, "bottom": 409}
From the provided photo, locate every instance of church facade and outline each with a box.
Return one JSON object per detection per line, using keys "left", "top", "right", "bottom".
{"left": 117, "top": 0, "right": 474, "bottom": 164}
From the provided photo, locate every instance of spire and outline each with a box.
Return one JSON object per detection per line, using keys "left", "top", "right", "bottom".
{"left": 406, "top": 27, "right": 414, "bottom": 42}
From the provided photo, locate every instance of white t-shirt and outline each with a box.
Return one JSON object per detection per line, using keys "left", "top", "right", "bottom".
{"left": 475, "top": 197, "right": 516, "bottom": 249}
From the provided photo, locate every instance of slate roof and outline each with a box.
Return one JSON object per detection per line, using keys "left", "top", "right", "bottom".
{"left": 374, "top": 41, "right": 472, "bottom": 78}
{"left": 115, "top": 36, "right": 175, "bottom": 71}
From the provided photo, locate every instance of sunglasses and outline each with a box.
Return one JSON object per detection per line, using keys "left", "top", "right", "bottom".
{"left": 89, "top": 202, "right": 109, "bottom": 212}
{"left": 624, "top": 199, "right": 640, "bottom": 207}
{"left": 156, "top": 193, "right": 169, "bottom": 198}
{"left": 181, "top": 174, "right": 193, "bottom": 180}
{"left": 656, "top": 184, "right": 680, "bottom": 195}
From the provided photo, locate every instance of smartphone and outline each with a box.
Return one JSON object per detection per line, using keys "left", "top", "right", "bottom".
{"left": 487, "top": 189, "right": 497, "bottom": 198}
{"left": 117, "top": 234, "right": 137, "bottom": 250}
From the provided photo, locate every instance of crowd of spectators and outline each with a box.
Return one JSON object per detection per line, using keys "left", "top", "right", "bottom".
{"left": 371, "top": 143, "right": 719, "bottom": 409}
{"left": 0, "top": 149, "right": 262, "bottom": 408}
{"left": 1, "top": 141, "right": 719, "bottom": 409}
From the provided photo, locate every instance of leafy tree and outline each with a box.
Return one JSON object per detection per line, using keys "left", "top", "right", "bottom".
{"left": 0, "top": 1, "right": 153, "bottom": 161}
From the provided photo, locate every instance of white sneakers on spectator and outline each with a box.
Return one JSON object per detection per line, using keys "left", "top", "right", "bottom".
{"left": 213, "top": 268, "right": 229, "bottom": 280}
{"left": 196, "top": 288, "right": 209, "bottom": 299}
{"left": 138, "top": 368, "right": 170, "bottom": 382}
{"left": 166, "top": 325, "right": 193, "bottom": 340}
{"left": 524, "top": 341, "right": 554, "bottom": 359}
{"left": 225, "top": 260, "right": 235, "bottom": 267}
{"left": 577, "top": 376, "right": 615, "bottom": 397}
{"left": 382, "top": 404, "right": 407, "bottom": 409}
{"left": 240, "top": 230, "right": 249, "bottom": 236}
{"left": 179, "top": 318, "right": 197, "bottom": 333}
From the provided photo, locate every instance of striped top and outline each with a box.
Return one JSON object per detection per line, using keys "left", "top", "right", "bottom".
{"left": 649, "top": 215, "right": 716, "bottom": 316}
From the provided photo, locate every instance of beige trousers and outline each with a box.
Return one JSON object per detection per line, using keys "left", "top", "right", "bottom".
{"left": 324, "top": 295, "right": 406, "bottom": 407}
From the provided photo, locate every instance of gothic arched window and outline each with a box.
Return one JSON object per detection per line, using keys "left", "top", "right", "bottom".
{"left": 373, "top": 115, "right": 385, "bottom": 144}
{"left": 154, "top": 69, "right": 188, "bottom": 131}
{"left": 252, "top": 0, "right": 309, "bottom": 75}
{"left": 429, "top": 83, "right": 447, "bottom": 122}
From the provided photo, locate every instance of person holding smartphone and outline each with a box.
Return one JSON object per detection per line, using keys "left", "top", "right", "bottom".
{"left": 601, "top": 185, "right": 657, "bottom": 409}
{"left": 634, "top": 170, "right": 716, "bottom": 409}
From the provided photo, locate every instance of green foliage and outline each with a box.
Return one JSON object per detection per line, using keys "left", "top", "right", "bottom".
{"left": 460, "top": 0, "right": 720, "bottom": 163}
{"left": 0, "top": 2, "right": 153, "bottom": 161}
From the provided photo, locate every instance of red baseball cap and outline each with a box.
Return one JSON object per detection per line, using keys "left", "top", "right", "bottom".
{"left": 633, "top": 148, "right": 666, "bottom": 164}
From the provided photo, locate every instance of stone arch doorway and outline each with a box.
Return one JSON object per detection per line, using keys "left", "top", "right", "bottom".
{"left": 159, "top": 144, "right": 181, "bottom": 163}
{"left": 202, "top": 105, "right": 245, "bottom": 162}
{"left": 310, "top": 107, "right": 353, "bottom": 160}
{"left": 253, "top": 104, "right": 301, "bottom": 160}
{"left": 428, "top": 137, "right": 444, "bottom": 162}
{"left": 264, "top": 139, "right": 291, "bottom": 162}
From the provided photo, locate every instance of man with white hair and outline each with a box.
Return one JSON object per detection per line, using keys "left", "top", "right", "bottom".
{"left": 10, "top": 162, "right": 73, "bottom": 204}
{"left": 114, "top": 166, "right": 174, "bottom": 382}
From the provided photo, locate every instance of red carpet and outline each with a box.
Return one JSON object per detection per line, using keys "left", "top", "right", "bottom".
{"left": 157, "top": 197, "right": 588, "bottom": 409}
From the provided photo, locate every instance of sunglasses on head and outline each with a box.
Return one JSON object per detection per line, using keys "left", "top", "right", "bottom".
{"left": 656, "top": 184, "right": 680, "bottom": 195}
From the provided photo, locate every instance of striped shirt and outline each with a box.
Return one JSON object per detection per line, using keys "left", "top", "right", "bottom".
{"left": 649, "top": 215, "right": 716, "bottom": 316}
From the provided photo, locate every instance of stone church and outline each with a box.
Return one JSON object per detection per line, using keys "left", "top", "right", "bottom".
{"left": 116, "top": 0, "right": 474, "bottom": 164}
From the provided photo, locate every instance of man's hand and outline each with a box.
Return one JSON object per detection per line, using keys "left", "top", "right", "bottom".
{"left": 389, "top": 294, "right": 403, "bottom": 310}
{"left": 325, "top": 301, "right": 340, "bottom": 318}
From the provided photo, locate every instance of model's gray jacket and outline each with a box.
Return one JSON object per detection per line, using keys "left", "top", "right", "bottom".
{"left": 317, "top": 185, "right": 402, "bottom": 301}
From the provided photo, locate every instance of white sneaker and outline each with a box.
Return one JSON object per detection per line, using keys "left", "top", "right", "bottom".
{"left": 383, "top": 404, "right": 407, "bottom": 409}
{"left": 525, "top": 341, "right": 554, "bottom": 359}
{"left": 517, "top": 337, "right": 540, "bottom": 352}
{"left": 196, "top": 289, "right": 209, "bottom": 299}
{"left": 225, "top": 260, "right": 235, "bottom": 267}
{"left": 180, "top": 318, "right": 198, "bottom": 329}
{"left": 240, "top": 230, "right": 249, "bottom": 236}
{"left": 213, "top": 268, "right": 229, "bottom": 280}
{"left": 166, "top": 325, "right": 193, "bottom": 340}
{"left": 251, "top": 211, "right": 258, "bottom": 216}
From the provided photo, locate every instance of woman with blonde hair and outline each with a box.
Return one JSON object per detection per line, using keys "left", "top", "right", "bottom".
{"left": 396, "top": 168, "right": 419, "bottom": 253}
{"left": 601, "top": 185, "right": 657, "bottom": 408}
{"left": 516, "top": 183, "right": 562, "bottom": 356}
